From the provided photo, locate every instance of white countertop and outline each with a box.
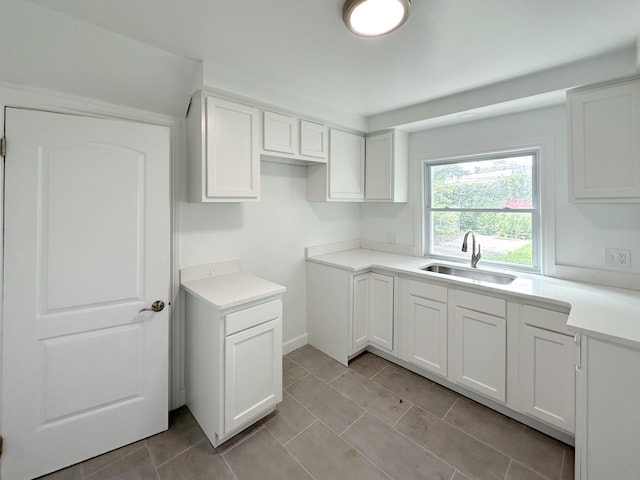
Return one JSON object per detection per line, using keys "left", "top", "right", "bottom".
{"left": 307, "top": 248, "right": 640, "bottom": 349}
{"left": 181, "top": 272, "right": 286, "bottom": 310}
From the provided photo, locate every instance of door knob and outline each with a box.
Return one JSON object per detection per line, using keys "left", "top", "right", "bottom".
{"left": 139, "top": 300, "right": 165, "bottom": 313}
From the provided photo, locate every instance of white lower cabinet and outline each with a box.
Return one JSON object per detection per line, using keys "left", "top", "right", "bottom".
{"left": 307, "top": 263, "right": 394, "bottom": 365}
{"left": 576, "top": 336, "right": 640, "bottom": 479}
{"left": 352, "top": 272, "right": 395, "bottom": 353}
{"left": 401, "top": 277, "right": 448, "bottom": 376}
{"left": 224, "top": 317, "right": 282, "bottom": 433}
{"left": 367, "top": 273, "right": 395, "bottom": 351}
{"left": 519, "top": 305, "right": 575, "bottom": 433}
{"left": 352, "top": 273, "right": 370, "bottom": 352}
{"left": 452, "top": 299, "right": 507, "bottom": 403}
{"left": 185, "top": 293, "right": 283, "bottom": 446}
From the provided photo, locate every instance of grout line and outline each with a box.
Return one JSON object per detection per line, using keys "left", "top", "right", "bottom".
{"left": 442, "top": 397, "right": 459, "bottom": 421}
{"left": 391, "top": 402, "right": 413, "bottom": 429}
{"left": 392, "top": 423, "right": 461, "bottom": 475}
{"left": 220, "top": 424, "right": 265, "bottom": 456}
{"left": 503, "top": 459, "right": 513, "bottom": 480}
{"left": 82, "top": 443, "right": 149, "bottom": 479}
{"left": 263, "top": 426, "right": 317, "bottom": 480}
{"left": 339, "top": 411, "right": 367, "bottom": 437}
{"left": 560, "top": 448, "right": 567, "bottom": 479}
{"left": 282, "top": 419, "right": 319, "bottom": 447}
{"left": 283, "top": 371, "right": 310, "bottom": 389}
{"left": 220, "top": 452, "right": 240, "bottom": 480}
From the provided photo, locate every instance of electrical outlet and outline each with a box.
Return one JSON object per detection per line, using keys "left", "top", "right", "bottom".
{"left": 386, "top": 232, "right": 397, "bottom": 244}
{"left": 604, "top": 248, "right": 631, "bottom": 268}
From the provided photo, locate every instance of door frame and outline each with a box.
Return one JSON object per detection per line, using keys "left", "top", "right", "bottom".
{"left": 0, "top": 83, "right": 186, "bottom": 436}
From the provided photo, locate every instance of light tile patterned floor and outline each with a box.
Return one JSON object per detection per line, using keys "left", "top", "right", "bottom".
{"left": 39, "top": 346, "right": 574, "bottom": 480}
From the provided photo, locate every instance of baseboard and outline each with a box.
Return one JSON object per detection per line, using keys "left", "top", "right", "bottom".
{"left": 283, "top": 333, "right": 308, "bottom": 355}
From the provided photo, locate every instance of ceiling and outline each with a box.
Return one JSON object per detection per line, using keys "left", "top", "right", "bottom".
{"left": 24, "top": 0, "right": 640, "bottom": 120}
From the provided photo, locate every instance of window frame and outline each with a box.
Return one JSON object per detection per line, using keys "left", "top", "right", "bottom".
{"left": 422, "top": 148, "right": 541, "bottom": 273}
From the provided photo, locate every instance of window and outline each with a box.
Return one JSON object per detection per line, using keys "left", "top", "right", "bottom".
{"left": 424, "top": 150, "right": 539, "bottom": 271}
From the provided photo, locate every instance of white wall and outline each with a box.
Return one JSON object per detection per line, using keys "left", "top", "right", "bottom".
{"left": 362, "top": 105, "right": 640, "bottom": 288}
{"left": 179, "top": 161, "right": 361, "bottom": 345}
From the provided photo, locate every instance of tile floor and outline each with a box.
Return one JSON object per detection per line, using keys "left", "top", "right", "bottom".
{"left": 39, "top": 345, "right": 574, "bottom": 480}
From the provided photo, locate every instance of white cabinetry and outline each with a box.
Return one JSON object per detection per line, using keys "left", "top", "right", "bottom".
{"left": 451, "top": 290, "right": 507, "bottom": 402}
{"left": 366, "top": 272, "right": 395, "bottom": 351}
{"left": 307, "top": 263, "right": 394, "bottom": 365}
{"left": 308, "top": 129, "right": 365, "bottom": 201}
{"left": 352, "top": 273, "right": 370, "bottom": 352}
{"left": 365, "top": 129, "right": 408, "bottom": 203}
{"left": 568, "top": 76, "right": 640, "bottom": 202}
{"left": 519, "top": 305, "right": 575, "bottom": 433}
{"left": 182, "top": 269, "right": 284, "bottom": 447}
{"left": 576, "top": 336, "right": 640, "bottom": 479}
{"left": 187, "top": 94, "right": 260, "bottom": 202}
{"left": 400, "top": 277, "right": 448, "bottom": 377}
{"left": 262, "top": 111, "right": 328, "bottom": 163}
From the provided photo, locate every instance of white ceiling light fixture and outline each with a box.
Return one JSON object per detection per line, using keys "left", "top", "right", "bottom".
{"left": 343, "top": 0, "right": 412, "bottom": 37}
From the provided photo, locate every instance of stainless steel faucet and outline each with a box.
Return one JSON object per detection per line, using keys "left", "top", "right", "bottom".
{"left": 462, "top": 231, "right": 482, "bottom": 268}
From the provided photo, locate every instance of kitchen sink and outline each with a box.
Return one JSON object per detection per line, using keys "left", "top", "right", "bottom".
{"left": 421, "top": 264, "right": 516, "bottom": 285}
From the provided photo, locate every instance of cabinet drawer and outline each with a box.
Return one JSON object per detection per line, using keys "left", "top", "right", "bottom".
{"left": 226, "top": 299, "right": 282, "bottom": 336}
{"left": 456, "top": 290, "right": 505, "bottom": 318}
{"left": 523, "top": 305, "right": 570, "bottom": 335}
{"left": 404, "top": 278, "right": 447, "bottom": 303}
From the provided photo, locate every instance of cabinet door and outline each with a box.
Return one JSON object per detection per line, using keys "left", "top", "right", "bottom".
{"left": 365, "top": 131, "right": 393, "bottom": 200}
{"left": 569, "top": 79, "right": 640, "bottom": 201}
{"left": 329, "top": 129, "right": 365, "bottom": 200}
{"left": 520, "top": 325, "right": 575, "bottom": 432}
{"left": 453, "top": 306, "right": 506, "bottom": 402}
{"left": 579, "top": 337, "right": 640, "bottom": 479}
{"left": 405, "top": 294, "right": 447, "bottom": 376}
{"left": 205, "top": 97, "right": 260, "bottom": 200}
{"left": 368, "top": 273, "right": 394, "bottom": 352}
{"left": 300, "top": 120, "right": 328, "bottom": 159}
{"left": 263, "top": 111, "right": 297, "bottom": 155}
{"left": 224, "top": 318, "right": 282, "bottom": 434}
{"left": 352, "top": 273, "right": 369, "bottom": 353}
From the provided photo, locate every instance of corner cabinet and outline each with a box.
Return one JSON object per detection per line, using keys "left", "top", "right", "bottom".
{"left": 365, "top": 129, "right": 408, "bottom": 203}
{"left": 568, "top": 76, "right": 640, "bottom": 203}
{"left": 187, "top": 93, "right": 260, "bottom": 202}
{"left": 307, "top": 262, "right": 394, "bottom": 365}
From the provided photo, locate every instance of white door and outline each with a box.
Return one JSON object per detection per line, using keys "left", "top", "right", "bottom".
{"left": 2, "top": 108, "right": 170, "bottom": 479}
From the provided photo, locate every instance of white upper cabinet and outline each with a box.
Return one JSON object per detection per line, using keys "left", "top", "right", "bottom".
{"left": 365, "top": 129, "right": 408, "bottom": 203}
{"left": 300, "top": 120, "right": 329, "bottom": 159}
{"left": 568, "top": 76, "right": 640, "bottom": 202}
{"left": 187, "top": 94, "right": 260, "bottom": 202}
{"left": 308, "top": 128, "right": 365, "bottom": 202}
{"left": 262, "top": 111, "right": 328, "bottom": 164}
{"left": 329, "top": 129, "right": 365, "bottom": 200}
{"left": 263, "top": 111, "right": 297, "bottom": 155}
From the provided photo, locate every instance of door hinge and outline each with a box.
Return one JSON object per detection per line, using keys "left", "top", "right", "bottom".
{"left": 1, "top": 137, "right": 6, "bottom": 157}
